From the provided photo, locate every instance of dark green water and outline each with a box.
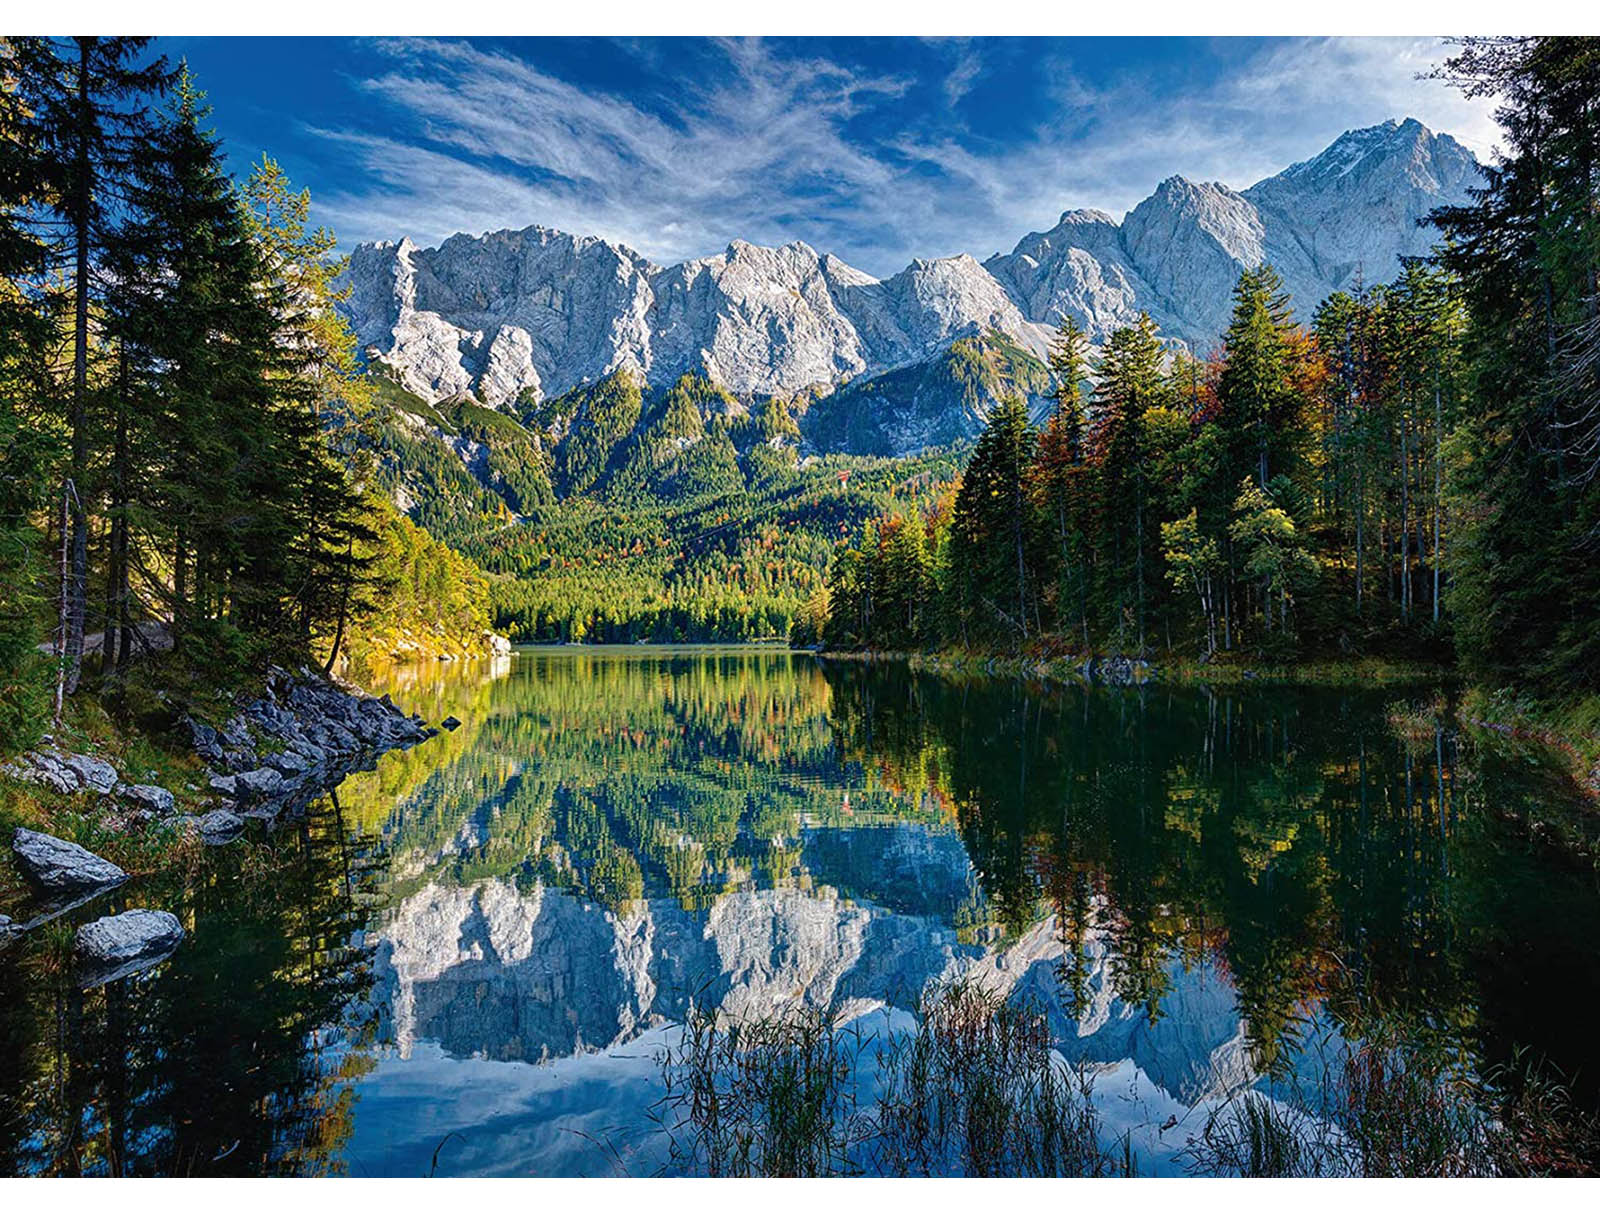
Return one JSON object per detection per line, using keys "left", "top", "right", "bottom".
{"left": 3, "top": 647, "right": 1599, "bottom": 1175}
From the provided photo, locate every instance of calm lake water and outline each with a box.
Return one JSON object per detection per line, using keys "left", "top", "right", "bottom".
{"left": 4, "top": 647, "right": 1600, "bottom": 1176}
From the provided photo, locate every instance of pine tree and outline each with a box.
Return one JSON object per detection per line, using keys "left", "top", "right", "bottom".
{"left": 1431, "top": 37, "right": 1600, "bottom": 688}
{"left": 951, "top": 396, "right": 1039, "bottom": 645}
{"left": 240, "top": 154, "right": 382, "bottom": 670}
{"left": 1216, "top": 265, "right": 1301, "bottom": 493}
{"left": 1032, "top": 315, "right": 1093, "bottom": 644}
{"left": 12, "top": 37, "right": 170, "bottom": 692}
{"left": 109, "top": 68, "right": 303, "bottom": 673}
{"left": 0, "top": 42, "right": 56, "bottom": 745}
{"left": 1090, "top": 314, "right": 1166, "bottom": 651}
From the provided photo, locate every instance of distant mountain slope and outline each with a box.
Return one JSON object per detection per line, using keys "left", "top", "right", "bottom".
{"left": 358, "top": 368, "right": 969, "bottom": 642}
{"left": 341, "top": 117, "right": 1478, "bottom": 458}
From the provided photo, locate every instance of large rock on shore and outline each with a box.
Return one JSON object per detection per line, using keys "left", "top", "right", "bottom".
{"left": 11, "top": 828, "right": 128, "bottom": 895}
{"left": 118, "top": 783, "right": 175, "bottom": 816}
{"left": 232, "top": 767, "right": 284, "bottom": 798}
{"left": 62, "top": 753, "right": 119, "bottom": 794}
{"left": 76, "top": 909, "right": 184, "bottom": 987}
{"left": 5, "top": 748, "right": 119, "bottom": 796}
{"left": 197, "top": 809, "right": 245, "bottom": 843}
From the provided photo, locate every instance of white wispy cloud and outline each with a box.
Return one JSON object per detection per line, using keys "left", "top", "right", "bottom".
{"left": 307, "top": 36, "right": 1502, "bottom": 278}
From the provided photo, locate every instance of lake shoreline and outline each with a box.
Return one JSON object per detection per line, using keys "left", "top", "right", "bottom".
{"left": 814, "top": 647, "right": 1600, "bottom": 811}
{"left": 1, "top": 667, "right": 443, "bottom": 921}
{"left": 813, "top": 646, "right": 1450, "bottom": 688}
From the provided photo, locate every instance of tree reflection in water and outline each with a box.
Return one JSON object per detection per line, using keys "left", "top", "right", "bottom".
{"left": 821, "top": 662, "right": 1600, "bottom": 1105}
{"left": 0, "top": 795, "right": 382, "bottom": 1176}
{"left": 6, "top": 650, "right": 1600, "bottom": 1176}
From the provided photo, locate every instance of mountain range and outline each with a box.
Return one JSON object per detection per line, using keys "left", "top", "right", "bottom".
{"left": 341, "top": 117, "right": 1480, "bottom": 445}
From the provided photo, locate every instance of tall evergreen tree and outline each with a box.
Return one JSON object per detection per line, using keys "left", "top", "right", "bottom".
{"left": 108, "top": 68, "right": 301, "bottom": 672}
{"left": 1215, "top": 265, "right": 1302, "bottom": 494}
{"left": 239, "top": 154, "right": 382, "bottom": 671}
{"left": 1431, "top": 37, "right": 1600, "bottom": 689}
{"left": 1090, "top": 314, "right": 1167, "bottom": 651}
{"left": 1033, "top": 315, "right": 1093, "bottom": 642}
{"left": 0, "top": 41, "right": 56, "bottom": 745}
{"left": 951, "top": 396, "right": 1038, "bottom": 644}
{"left": 12, "top": 37, "right": 170, "bottom": 692}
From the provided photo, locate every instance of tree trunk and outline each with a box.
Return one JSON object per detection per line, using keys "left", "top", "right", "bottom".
{"left": 54, "top": 482, "right": 71, "bottom": 726}
{"left": 65, "top": 39, "right": 93, "bottom": 696}
{"left": 321, "top": 545, "right": 354, "bottom": 676}
{"left": 1356, "top": 462, "right": 1365, "bottom": 618}
{"left": 1399, "top": 411, "right": 1411, "bottom": 622}
{"left": 1432, "top": 377, "right": 1443, "bottom": 623}
{"left": 1135, "top": 490, "right": 1145, "bottom": 652}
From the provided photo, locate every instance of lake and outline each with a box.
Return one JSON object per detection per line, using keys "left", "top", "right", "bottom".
{"left": 4, "top": 647, "right": 1600, "bottom": 1176}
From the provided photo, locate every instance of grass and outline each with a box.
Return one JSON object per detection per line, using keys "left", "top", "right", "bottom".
{"left": 0, "top": 775, "right": 206, "bottom": 911}
{"left": 1385, "top": 691, "right": 1452, "bottom": 749}
{"left": 654, "top": 978, "right": 1596, "bottom": 1178}
{"left": 1182, "top": 1033, "right": 1599, "bottom": 1177}
{"left": 820, "top": 646, "right": 1447, "bottom": 691}
{"left": 653, "top": 982, "right": 1130, "bottom": 1178}
{"left": 1163, "top": 654, "right": 1449, "bottom": 689}
{"left": 871, "top": 981, "right": 1122, "bottom": 1177}
{"left": 1, "top": 685, "right": 216, "bottom": 913}
{"left": 655, "top": 1001, "right": 868, "bottom": 1177}
{"left": 1457, "top": 686, "right": 1600, "bottom": 804}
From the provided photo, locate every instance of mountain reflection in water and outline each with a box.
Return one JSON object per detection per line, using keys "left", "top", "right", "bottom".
{"left": 5, "top": 647, "right": 1600, "bottom": 1176}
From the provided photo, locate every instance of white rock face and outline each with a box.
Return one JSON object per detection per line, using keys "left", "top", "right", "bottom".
{"left": 1243, "top": 118, "right": 1482, "bottom": 315}
{"left": 345, "top": 230, "right": 1040, "bottom": 407}
{"left": 985, "top": 208, "right": 1158, "bottom": 343}
{"left": 1119, "top": 177, "right": 1268, "bottom": 342}
{"left": 342, "top": 118, "right": 1480, "bottom": 411}
{"left": 370, "top": 873, "right": 1276, "bottom": 1105}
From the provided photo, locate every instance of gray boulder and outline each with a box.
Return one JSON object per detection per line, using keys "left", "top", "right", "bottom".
{"left": 197, "top": 809, "right": 245, "bottom": 844}
{"left": 76, "top": 909, "right": 184, "bottom": 986}
{"left": 209, "top": 773, "right": 238, "bottom": 795}
{"left": 264, "top": 750, "right": 312, "bottom": 777}
{"left": 324, "top": 723, "right": 361, "bottom": 753}
{"left": 185, "top": 717, "right": 226, "bottom": 765}
{"left": 119, "top": 782, "right": 176, "bottom": 816}
{"left": 232, "top": 767, "right": 284, "bottom": 798}
{"left": 221, "top": 716, "right": 256, "bottom": 752}
{"left": 10, "top": 751, "right": 81, "bottom": 794}
{"left": 62, "top": 753, "right": 119, "bottom": 794}
{"left": 12, "top": 827, "right": 128, "bottom": 895}
{"left": 441, "top": 716, "right": 462, "bottom": 731}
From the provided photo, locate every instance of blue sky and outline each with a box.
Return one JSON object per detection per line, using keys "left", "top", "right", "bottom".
{"left": 160, "top": 36, "right": 1502, "bottom": 277}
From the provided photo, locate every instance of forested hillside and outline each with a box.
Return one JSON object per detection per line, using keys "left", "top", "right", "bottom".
{"left": 815, "top": 37, "right": 1600, "bottom": 706}
{"left": 361, "top": 364, "right": 968, "bottom": 642}
{"left": 0, "top": 38, "right": 497, "bottom": 758}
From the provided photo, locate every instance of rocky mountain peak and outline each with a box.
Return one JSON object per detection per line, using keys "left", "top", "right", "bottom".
{"left": 1271, "top": 116, "right": 1471, "bottom": 190}
{"left": 341, "top": 118, "right": 1481, "bottom": 418}
{"left": 1057, "top": 207, "right": 1119, "bottom": 228}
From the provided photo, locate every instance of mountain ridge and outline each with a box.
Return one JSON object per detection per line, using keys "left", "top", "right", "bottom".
{"left": 340, "top": 117, "right": 1480, "bottom": 432}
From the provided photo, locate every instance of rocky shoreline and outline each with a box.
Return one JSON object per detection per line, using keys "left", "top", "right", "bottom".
{"left": 183, "top": 666, "right": 439, "bottom": 839}
{"left": 3, "top": 667, "right": 442, "bottom": 981}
